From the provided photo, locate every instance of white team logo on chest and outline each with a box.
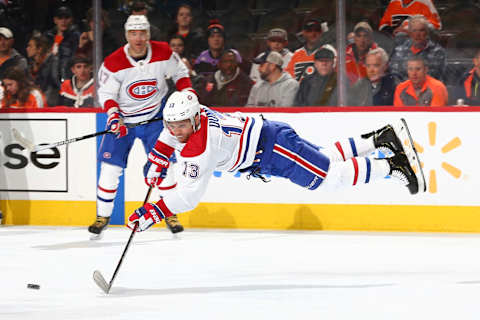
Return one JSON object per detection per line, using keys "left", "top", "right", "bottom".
{"left": 126, "top": 79, "right": 158, "bottom": 101}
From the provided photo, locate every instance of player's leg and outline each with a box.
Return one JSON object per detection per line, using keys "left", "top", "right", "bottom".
{"left": 323, "top": 120, "right": 406, "bottom": 162}
{"left": 141, "top": 119, "right": 184, "bottom": 233}
{"left": 259, "top": 120, "right": 422, "bottom": 194}
{"left": 321, "top": 119, "right": 424, "bottom": 194}
{"left": 89, "top": 130, "right": 136, "bottom": 239}
{"left": 89, "top": 162, "right": 124, "bottom": 236}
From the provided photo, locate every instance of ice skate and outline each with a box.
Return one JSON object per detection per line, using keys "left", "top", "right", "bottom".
{"left": 389, "top": 118, "right": 426, "bottom": 193}
{"left": 363, "top": 122, "right": 403, "bottom": 155}
{"left": 165, "top": 214, "right": 184, "bottom": 234}
{"left": 88, "top": 216, "right": 110, "bottom": 240}
{"left": 387, "top": 151, "right": 424, "bottom": 194}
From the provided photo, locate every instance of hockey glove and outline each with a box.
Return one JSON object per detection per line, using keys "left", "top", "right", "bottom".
{"left": 128, "top": 202, "right": 165, "bottom": 232}
{"left": 144, "top": 147, "right": 170, "bottom": 187}
{"left": 107, "top": 110, "right": 128, "bottom": 138}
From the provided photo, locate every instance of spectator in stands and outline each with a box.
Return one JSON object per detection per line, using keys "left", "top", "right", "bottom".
{"left": 349, "top": 47, "right": 398, "bottom": 106}
{"left": 129, "top": 0, "right": 164, "bottom": 41}
{"left": 453, "top": 49, "right": 480, "bottom": 106}
{"left": 169, "top": 34, "right": 195, "bottom": 77}
{"left": 167, "top": 35, "right": 202, "bottom": 95}
{"left": 294, "top": 45, "right": 338, "bottom": 106}
{"left": 389, "top": 15, "right": 446, "bottom": 82}
{"left": 346, "top": 22, "right": 378, "bottom": 85}
{"left": 26, "top": 33, "right": 61, "bottom": 107}
{"left": 76, "top": 8, "right": 120, "bottom": 60}
{"left": 200, "top": 49, "right": 253, "bottom": 107}
{"left": 44, "top": 6, "right": 80, "bottom": 82}
{"left": 379, "top": 0, "right": 441, "bottom": 37}
{"left": 247, "top": 51, "right": 298, "bottom": 107}
{"left": 285, "top": 18, "right": 327, "bottom": 81}
{"left": 394, "top": 56, "right": 448, "bottom": 106}
{"left": 168, "top": 4, "right": 206, "bottom": 61}
{"left": 1, "top": 67, "right": 47, "bottom": 108}
{"left": 194, "top": 21, "right": 242, "bottom": 78}
{"left": 0, "top": 27, "right": 27, "bottom": 81}
{"left": 250, "top": 28, "right": 293, "bottom": 84}
{"left": 58, "top": 55, "right": 94, "bottom": 108}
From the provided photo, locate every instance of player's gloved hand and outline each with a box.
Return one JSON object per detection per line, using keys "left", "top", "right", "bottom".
{"left": 107, "top": 110, "right": 128, "bottom": 138}
{"left": 127, "top": 202, "right": 165, "bottom": 232}
{"left": 144, "top": 147, "right": 170, "bottom": 187}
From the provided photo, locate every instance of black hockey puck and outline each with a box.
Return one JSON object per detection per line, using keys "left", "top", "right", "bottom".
{"left": 27, "top": 283, "right": 40, "bottom": 290}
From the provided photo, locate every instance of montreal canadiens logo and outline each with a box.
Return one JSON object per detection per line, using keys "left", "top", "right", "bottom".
{"left": 126, "top": 79, "right": 158, "bottom": 100}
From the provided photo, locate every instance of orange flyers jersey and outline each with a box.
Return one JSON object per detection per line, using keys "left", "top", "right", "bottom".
{"left": 1, "top": 89, "right": 47, "bottom": 109}
{"left": 285, "top": 47, "right": 316, "bottom": 81}
{"left": 379, "top": 0, "right": 442, "bottom": 31}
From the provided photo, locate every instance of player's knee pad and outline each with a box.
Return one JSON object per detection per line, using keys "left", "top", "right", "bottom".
{"left": 98, "top": 162, "right": 123, "bottom": 190}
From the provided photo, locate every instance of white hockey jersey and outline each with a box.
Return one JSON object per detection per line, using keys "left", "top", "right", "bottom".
{"left": 97, "top": 41, "right": 191, "bottom": 123}
{"left": 154, "top": 107, "right": 263, "bottom": 215}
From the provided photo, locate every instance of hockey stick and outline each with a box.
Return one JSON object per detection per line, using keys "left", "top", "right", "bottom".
{"left": 12, "top": 117, "right": 163, "bottom": 153}
{"left": 93, "top": 186, "right": 153, "bottom": 294}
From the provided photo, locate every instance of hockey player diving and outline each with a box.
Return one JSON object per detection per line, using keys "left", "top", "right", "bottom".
{"left": 89, "top": 14, "right": 196, "bottom": 239}
{"left": 127, "top": 91, "right": 426, "bottom": 232}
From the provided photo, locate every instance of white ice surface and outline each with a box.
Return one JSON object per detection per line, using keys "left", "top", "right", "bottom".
{"left": 2, "top": 226, "right": 480, "bottom": 319}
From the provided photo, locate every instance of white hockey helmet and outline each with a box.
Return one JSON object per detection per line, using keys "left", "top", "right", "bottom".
{"left": 163, "top": 91, "right": 201, "bottom": 130}
{"left": 124, "top": 15, "right": 150, "bottom": 39}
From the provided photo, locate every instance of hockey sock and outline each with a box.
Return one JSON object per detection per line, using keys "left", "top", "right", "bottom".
{"left": 331, "top": 136, "right": 376, "bottom": 161}
{"left": 96, "top": 162, "right": 123, "bottom": 218}
{"left": 320, "top": 157, "right": 390, "bottom": 191}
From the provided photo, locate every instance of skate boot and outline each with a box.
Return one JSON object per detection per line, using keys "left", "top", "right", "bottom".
{"left": 387, "top": 151, "right": 424, "bottom": 194}
{"left": 88, "top": 216, "right": 110, "bottom": 240}
{"left": 362, "top": 122, "right": 403, "bottom": 155}
{"left": 165, "top": 214, "right": 184, "bottom": 234}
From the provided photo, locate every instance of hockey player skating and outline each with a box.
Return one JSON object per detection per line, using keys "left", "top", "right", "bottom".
{"left": 126, "top": 91, "right": 426, "bottom": 232}
{"left": 89, "top": 15, "right": 195, "bottom": 239}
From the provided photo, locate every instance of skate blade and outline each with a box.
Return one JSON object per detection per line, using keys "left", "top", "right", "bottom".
{"left": 394, "top": 118, "right": 427, "bottom": 193}
{"left": 93, "top": 270, "right": 111, "bottom": 294}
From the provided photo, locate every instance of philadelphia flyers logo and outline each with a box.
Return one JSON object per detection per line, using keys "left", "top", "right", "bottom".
{"left": 126, "top": 79, "right": 158, "bottom": 100}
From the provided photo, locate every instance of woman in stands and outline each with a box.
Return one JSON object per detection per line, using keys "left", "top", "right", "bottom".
{"left": 1, "top": 67, "right": 47, "bottom": 108}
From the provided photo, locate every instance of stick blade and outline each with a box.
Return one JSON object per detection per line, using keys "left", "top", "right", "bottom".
{"left": 93, "top": 270, "right": 111, "bottom": 294}
{"left": 11, "top": 128, "right": 36, "bottom": 152}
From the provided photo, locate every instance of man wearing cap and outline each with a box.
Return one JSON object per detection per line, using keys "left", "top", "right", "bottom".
{"left": 0, "top": 27, "right": 27, "bottom": 80}
{"left": 285, "top": 18, "right": 331, "bottom": 82}
{"left": 346, "top": 21, "right": 378, "bottom": 85}
{"left": 246, "top": 51, "right": 298, "bottom": 106}
{"left": 59, "top": 55, "right": 94, "bottom": 108}
{"left": 249, "top": 28, "right": 293, "bottom": 83}
{"left": 194, "top": 21, "right": 242, "bottom": 78}
{"left": 349, "top": 47, "right": 399, "bottom": 106}
{"left": 44, "top": 6, "right": 80, "bottom": 82}
{"left": 294, "top": 45, "right": 338, "bottom": 106}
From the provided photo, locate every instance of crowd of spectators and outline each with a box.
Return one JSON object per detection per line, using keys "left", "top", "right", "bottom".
{"left": 0, "top": 0, "right": 480, "bottom": 109}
